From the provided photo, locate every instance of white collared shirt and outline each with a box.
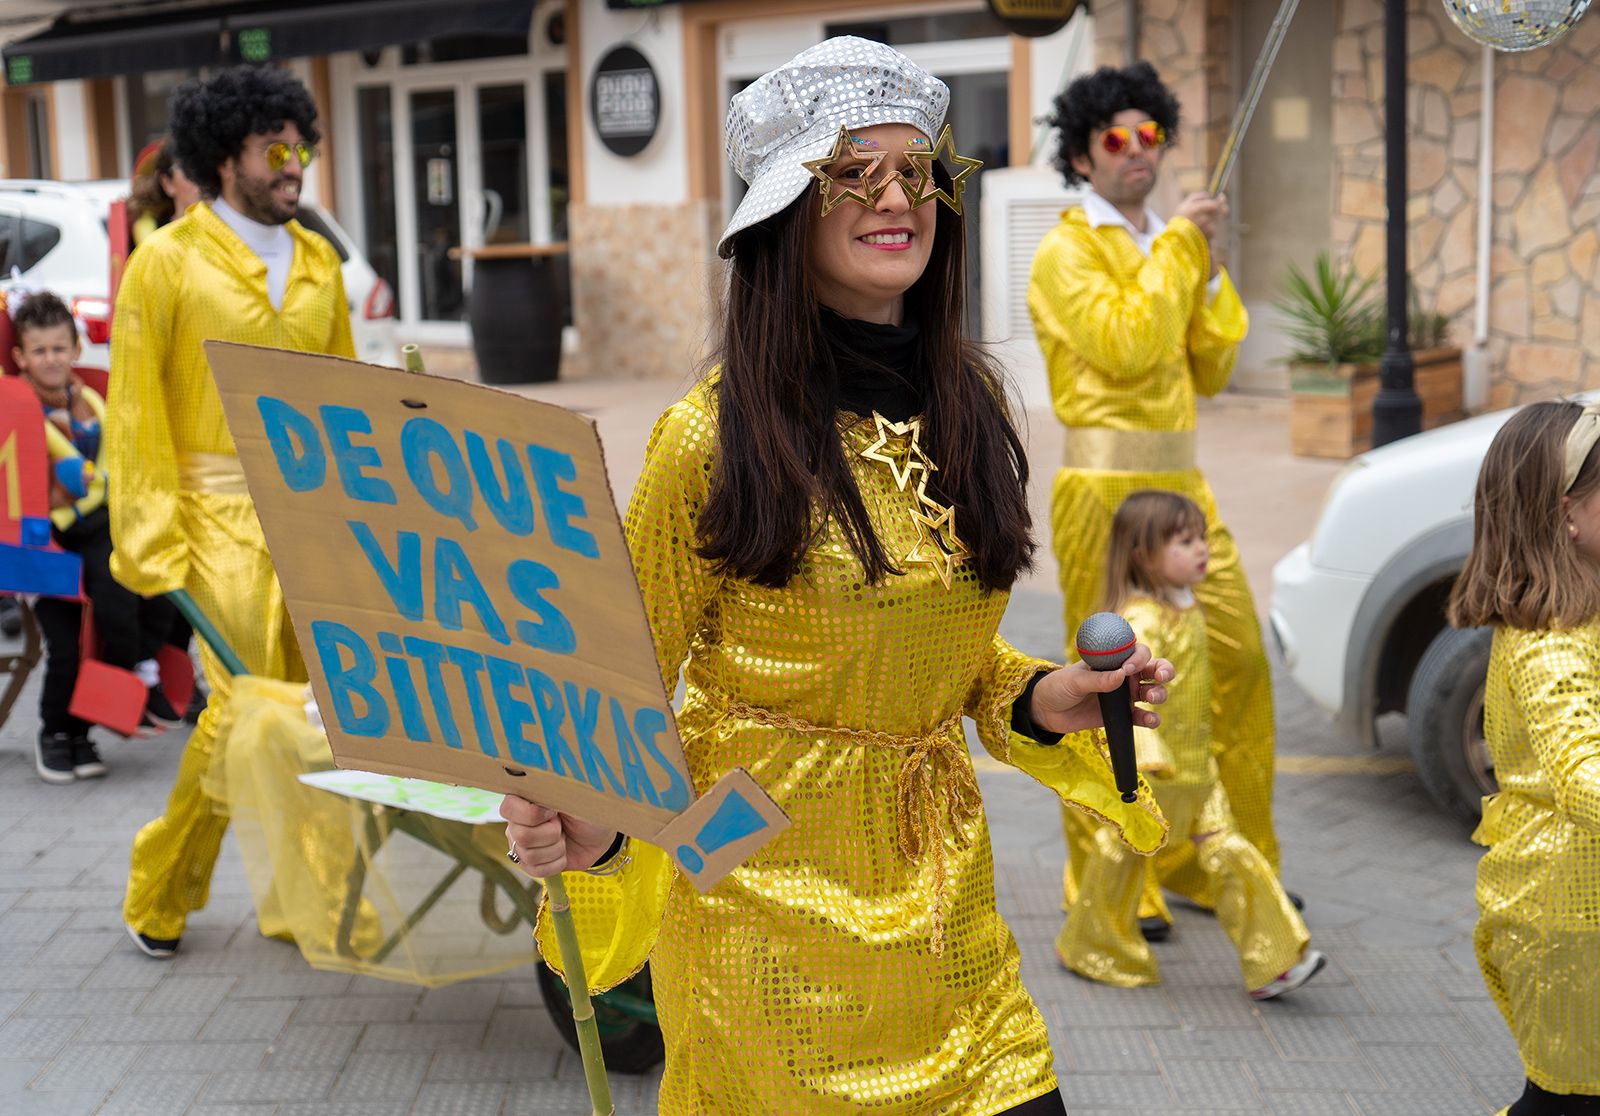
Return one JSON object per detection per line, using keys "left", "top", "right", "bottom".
{"left": 211, "top": 196, "right": 294, "bottom": 311}
{"left": 1083, "top": 189, "right": 1223, "bottom": 300}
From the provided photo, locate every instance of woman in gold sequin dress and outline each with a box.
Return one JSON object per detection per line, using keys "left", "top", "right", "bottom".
{"left": 1057, "top": 492, "right": 1322, "bottom": 1000}
{"left": 1447, "top": 400, "right": 1600, "bottom": 1115}
{"left": 501, "top": 38, "right": 1176, "bottom": 1115}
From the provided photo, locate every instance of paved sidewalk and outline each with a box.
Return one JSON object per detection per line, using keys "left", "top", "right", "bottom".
{"left": 0, "top": 392, "right": 1524, "bottom": 1114}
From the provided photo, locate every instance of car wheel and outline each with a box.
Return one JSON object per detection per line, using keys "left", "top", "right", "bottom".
{"left": 1406, "top": 625, "right": 1496, "bottom": 825}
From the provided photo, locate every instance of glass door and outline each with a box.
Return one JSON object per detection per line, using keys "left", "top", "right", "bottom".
{"left": 410, "top": 88, "right": 464, "bottom": 322}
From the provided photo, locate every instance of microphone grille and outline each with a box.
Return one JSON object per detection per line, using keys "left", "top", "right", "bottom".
{"left": 1075, "top": 612, "right": 1136, "bottom": 671}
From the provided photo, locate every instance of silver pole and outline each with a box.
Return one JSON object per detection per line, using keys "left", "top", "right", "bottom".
{"left": 1208, "top": 0, "right": 1301, "bottom": 198}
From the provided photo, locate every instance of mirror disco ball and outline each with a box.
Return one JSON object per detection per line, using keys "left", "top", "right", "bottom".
{"left": 1443, "top": 0, "right": 1592, "bottom": 52}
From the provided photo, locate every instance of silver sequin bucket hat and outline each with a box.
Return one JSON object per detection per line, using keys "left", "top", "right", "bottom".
{"left": 717, "top": 36, "right": 949, "bottom": 259}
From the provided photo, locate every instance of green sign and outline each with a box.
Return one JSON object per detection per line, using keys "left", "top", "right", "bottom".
{"left": 7, "top": 55, "right": 33, "bottom": 86}
{"left": 237, "top": 27, "right": 272, "bottom": 63}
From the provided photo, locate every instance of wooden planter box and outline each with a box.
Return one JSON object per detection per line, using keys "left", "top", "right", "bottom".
{"left": 1288, "top": 346, "right": 1464, "bottom": 459}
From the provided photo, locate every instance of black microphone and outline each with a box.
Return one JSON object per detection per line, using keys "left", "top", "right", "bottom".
{"left": 1074, "top": 612, "right": 1141, "bottom": 804}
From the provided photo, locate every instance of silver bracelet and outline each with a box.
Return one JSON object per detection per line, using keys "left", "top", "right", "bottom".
{"left": 582, "top": 840, "right": 632, "bottom": 877}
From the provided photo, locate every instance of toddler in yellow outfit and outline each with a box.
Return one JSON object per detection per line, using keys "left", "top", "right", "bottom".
{"left": 1057, "top": 491, "right": 1324, "bottom": 999}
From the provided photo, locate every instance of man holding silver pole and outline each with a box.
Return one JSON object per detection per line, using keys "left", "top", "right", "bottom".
{"left": 1028, "top": 61, "right": 1288, "bottom": 945}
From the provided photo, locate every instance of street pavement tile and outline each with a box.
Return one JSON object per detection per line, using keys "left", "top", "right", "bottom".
{"left": 0, "top": 991, "right": 27, "bottom": 1023}
{"left": 0, "top": 907, "right": 70, "bottom": 944}
{"left": 276, "top": 1104, "right": 395, "bottom": 1116}
{"left": 77, "top": 1011, "right": 205, "bottom": 1043}
{"left": 408, "top": 1081, "right": 506, "bottom": 1115}
{"left": 261, "top": 1023, "right": 362, "bottom": 1070}
{"left": 1351, "top": 1093, "right": 1497, "bottom": 1115}
{"left": 199, "top": 1068, "right": 339, "bottom": 1104}
{"left": 1058, "top": 1072, "right": 1173, "bottom": 1107}
{"left": 234, "top": 973, "right": 353, "bottom": 1000}
{"left": 0, "top": 965, "right": 86, "bottom": 992}
{"left": 28, "top": 1042, "right": 139, "bottom": 1093}
{"left": 21, "top": 986, "right": 146, "bottom": 1016}
{"left": 328, "top": 1052, "right": 427, "bottom": 1100}
{"left": 1248, "top": 1058, "right": 1383, "bottom": 1092}
{"left": 15, "top": 886, "right": 123, "bottom": 912}
{"left": 0, "top": 1014, "right": 82, "bottom": 1058}
{"left": 502, "top": 1079, "right": 638, "bottom": 1113}
{"left": 200, "top": 999, "right": 298, "bottom": 1042}
{"left": 1347, "top": 972, "right": 1455, "bottom": 1015}
{"left": 292, "top": 994, "right": 420, "bottom": 1024}
{"left": 1159, "top": 1057, "right": 1264, "bottom": 1108}
{"left": 413, "top": 982, "right": 504, "bottom": 1022}
{"left": 130, "top": 1040, "right": 269, "bottom": 1072}
{"left": 187, "top": 1105, "right": 285, "bottom": 1115}
{"left": 1358, "top": 1043, "right": 1478, "bottom": 1091}
{"left": 136, "top": 974, "right": 237, "bottom": 1016}
{"left": 1150, "top": 1026, "right": 1277, "bottom": 1061}
{"left": 1264, "top": 1094, "right": 1359, "bottom": 1115}
{"left": 81, "top": 953, "right": 170, "bottom": 991}
{"left": 1342, "top": 1011, "right": 1478, "bottom": 1046}
{"left": 96, "top": 1070, "right": 208, "bottom": 1115}
{"left": 481, "top": 1006, "right": 565, "bottom": 1050}
{"left": 1166, "top": 984, "right": 1264, "bottom": 1029}
{"left": 1261, "top": 1013, "right": 1357, "bottom": 1060}
{"left": 355, "top": 1020, "right": 485, "bottom": 1052}
{"left": 2, "top": 1085, "right": 104, "bottom": 1114}
{"left": 425, "top": 1047, "right": 559, "bottom": 1082}
{"left": 1059, "top": 1028, "right": 1155, "bottom": 1073}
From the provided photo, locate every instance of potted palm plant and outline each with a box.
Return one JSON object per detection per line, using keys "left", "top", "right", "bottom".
{"left": 1276, "top": 255, "right": 1463, "bottom": 459}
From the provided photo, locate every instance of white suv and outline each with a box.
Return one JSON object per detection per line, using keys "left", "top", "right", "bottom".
{"left": 1268, "top": 400, "right": 1589, "bottom": 824}
{"left": 0, "top": 179, "right": 398, "bottom": 369}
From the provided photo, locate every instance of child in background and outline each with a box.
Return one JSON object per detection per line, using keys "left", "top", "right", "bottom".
{"left": 1057, "top": 490, "right": 1325, "bottom": 1000}
{"left": 11, "top": 291, "right": 181, "bottom": 783}
{"left": 1447, "top": 400, "right": 1600, "bottom": 1116}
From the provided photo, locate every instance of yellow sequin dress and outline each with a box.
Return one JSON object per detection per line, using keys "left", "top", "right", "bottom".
{"left": 538, "top": 382, "right": 1169, "bottom": 1115}
{"left": 1027, "top": 206, "right": 1276, "bottom": 919}
{"left": 1056, "top": 594, "right": 1307, "bottom": 990}
{"left": 1473, "top": 623, "right": 1600, "bottom": 1094}
{"left": 108, "top": 202, "right": 354, "bottom": 941}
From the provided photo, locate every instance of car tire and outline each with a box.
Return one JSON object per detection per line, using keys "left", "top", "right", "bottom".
{"left": 1406, "top": 625, "right": 1496, "bottom": 826}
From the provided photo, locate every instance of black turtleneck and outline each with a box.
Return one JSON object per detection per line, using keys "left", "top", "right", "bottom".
{"left": 821, "top": 307, "right": 923, "bottom": 422}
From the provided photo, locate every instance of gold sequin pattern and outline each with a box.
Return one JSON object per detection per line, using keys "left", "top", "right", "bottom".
{"left": 535, "top": 382, "right": 1168, "bottom": 1115}
{"left": 1028, "top": 208, "right": 1279, "bottom": 916}
{"left": 108, "top": 204, "right": 354, "bottom": 940}
{"left": 1057, "top": 596, "right": 1309, "bottom": 991}
{"left": 1472, "top": 623, "right": 1600, "bottom": 1093}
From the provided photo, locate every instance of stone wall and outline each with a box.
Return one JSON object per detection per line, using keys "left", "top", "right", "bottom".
{"left": 1328, "top": 0, "right": 1600, "bottom": 407}
{"left": 564, "top": 200, "right": 721, "bottom": 381}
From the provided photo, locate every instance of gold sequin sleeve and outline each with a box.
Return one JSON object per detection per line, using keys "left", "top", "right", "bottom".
{"left": 1028, "top": 214, "right": 1211, "bottom": 383}
{"left": 968, "top": 635, "right": 1168, "bottom": 855}
{"left": 1188, "top": 270, "right": 1247, "bottom": 398}
{"left": 1501, "top": 628, "right": 1600, "bottom": 833}
{"left": 106, "top": 234, "right": 188, "bottom": 596}
{"left": 535, "top": 394, "right": 722, "bottom": 991}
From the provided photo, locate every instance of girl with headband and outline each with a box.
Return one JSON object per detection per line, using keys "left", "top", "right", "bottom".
{"left": 1448, "top": 399, "right": 1600, "bottom": 1115}
{"left": 502, "top": 37, "right": 1175, "bottom": 1114}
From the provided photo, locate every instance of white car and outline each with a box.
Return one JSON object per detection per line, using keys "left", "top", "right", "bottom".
{"left": 1268, "top": 400, "right": 1590, "bottom": 823}
{"left": 0, "top": 179, "right": 398, "bottom": 369}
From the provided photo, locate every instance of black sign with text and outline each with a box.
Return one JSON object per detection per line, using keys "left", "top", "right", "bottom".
{"left": 590, "top": 45, "right": 660, "bottom": 157}
{"left": 985, "top": 0, "right": 1086, "bottom": 37}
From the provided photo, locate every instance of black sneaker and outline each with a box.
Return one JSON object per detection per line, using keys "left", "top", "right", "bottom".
{"left": 1139, "top": 916, "right": 1173, "bottom": 943}
{"left": 34, "top": 731, "right": 75, "bottom": 785}
{"left": 70, "top": 736, "right": 106, "bottom": 779}
{"left": 125, "top": 923, "right": 179, "bottom": 959}
{"left": 184, "top": 688, "right": 207, "bottom": 726}
{"left": 145, "top": 685, "right": 182, "bottom": 726}
{"left": 0, "top": 597, "right": 21, "bottom": 638}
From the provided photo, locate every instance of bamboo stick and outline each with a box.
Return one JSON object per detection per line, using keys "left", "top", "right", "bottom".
{"left": 543, "top": 873, "right": 615, "bottom": 1116}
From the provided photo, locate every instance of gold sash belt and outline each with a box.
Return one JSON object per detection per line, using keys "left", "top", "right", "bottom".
{"left": 178, "top": 452, "right": 250, "bottom": 496}
{"left": 723, "top": 700, "right": 976, "bottom": 955}
{"left": 1061, "top": 427, "right": 1196, "bottom": 473}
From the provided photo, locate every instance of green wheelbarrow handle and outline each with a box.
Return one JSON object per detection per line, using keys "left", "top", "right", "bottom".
{"left": 167, "top": 588, "right": 250, "bottom": 679}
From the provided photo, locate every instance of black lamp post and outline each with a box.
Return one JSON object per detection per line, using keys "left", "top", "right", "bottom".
{"left": 1371, "top": 0, "right": 1422, "bottom": 448}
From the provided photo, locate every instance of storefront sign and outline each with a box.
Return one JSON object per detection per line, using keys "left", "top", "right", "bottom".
{"left": 985, "top": 0, "right": 1086, "bottom": 37}
{"left": 591, "top": 45, "right": 660, "bottom": 157}
{"left": 605, "top": 0, "right": 683, "bottom": 7}
{"left": 205, "top": 342, "right": 789, "bottom": 892}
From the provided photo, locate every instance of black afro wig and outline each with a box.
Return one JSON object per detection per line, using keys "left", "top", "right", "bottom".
{"left": 1045, "top": 61, "right": 1181, "bottom": 188}
{"left": 169, "top": 65, "right": 320, "bottom": 198}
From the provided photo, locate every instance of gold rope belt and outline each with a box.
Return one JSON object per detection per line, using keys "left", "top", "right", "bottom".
{"left": 1061, "top": 427, "right": 1196, "bottom": 473}
{"left": 723, "top": 700, "right": 977, "bottom": 956}
{"left": 178, "top": 452, "right": 250, "bottom": 496}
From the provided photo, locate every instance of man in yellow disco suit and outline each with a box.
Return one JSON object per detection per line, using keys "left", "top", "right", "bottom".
{"left": 1028, "top": 62, "right": 1290, "bottom": 936}
{"left": 109, "top": 66, "right": 354, "bottom": 957}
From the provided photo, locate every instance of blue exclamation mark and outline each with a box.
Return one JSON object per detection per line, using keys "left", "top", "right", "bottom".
{"left": 675, "top": 790, "right": 768, "bottom": 873}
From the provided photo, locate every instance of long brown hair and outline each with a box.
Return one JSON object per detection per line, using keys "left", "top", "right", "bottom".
{"left": 698, "top": 168, "right": 1034, "bottom": 591}
{"left": 1101, "top": 490, "right": 1207, "bottom": 614}
{"left": 1449, "top": 399, "right": 1600, "bottom": 630}
{"left": 128, "top": 139, "right": 180, "bottom": 229}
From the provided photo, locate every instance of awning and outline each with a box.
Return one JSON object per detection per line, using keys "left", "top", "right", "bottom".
{"left": 3, "top": 0, "right": 537, "bottom": 85}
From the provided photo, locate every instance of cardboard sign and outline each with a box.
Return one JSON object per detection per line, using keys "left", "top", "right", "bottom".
{"left": 206, "top": 342, "right": 788, "bottom": 890}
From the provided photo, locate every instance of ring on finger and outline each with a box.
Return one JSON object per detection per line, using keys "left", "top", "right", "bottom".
{"left": 507, "top": 841, "right": 521, "bottom": 865}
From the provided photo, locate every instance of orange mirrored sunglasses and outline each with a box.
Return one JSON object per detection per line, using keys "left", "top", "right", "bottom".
{"left": 264, "top": 141, "right": 317, "bottom": 171}
{"left": 1098, "top": 121, "right": 1167, "bottom": 156}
